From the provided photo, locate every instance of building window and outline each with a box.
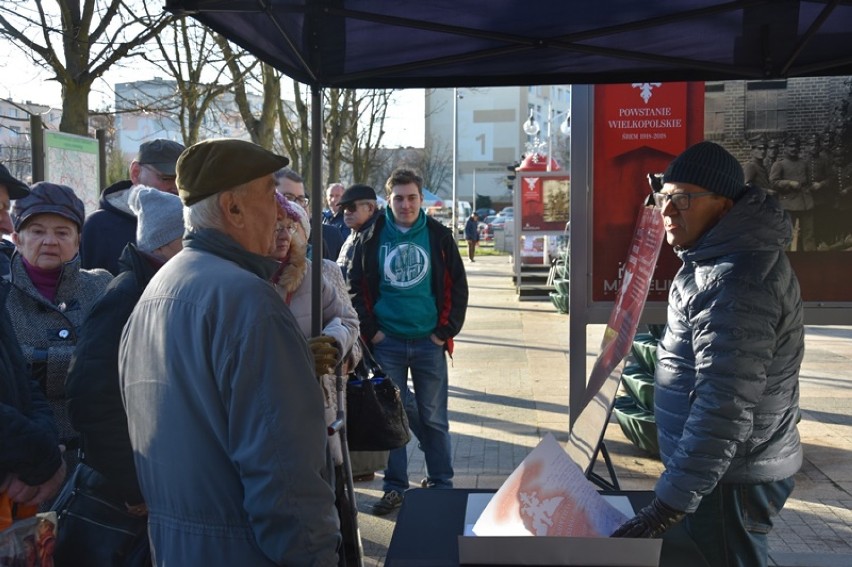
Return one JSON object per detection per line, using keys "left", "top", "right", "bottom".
{"left": 745, "top": 80, "right": 787, "bottom": 131}
{"left": 704, "top": 83, "right": 725, "bottom": 134}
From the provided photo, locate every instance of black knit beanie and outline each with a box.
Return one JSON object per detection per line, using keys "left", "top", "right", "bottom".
{"left": 663, "top": 141, "right": 745, "bottom": 200}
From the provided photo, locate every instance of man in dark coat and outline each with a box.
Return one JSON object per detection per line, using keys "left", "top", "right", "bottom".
{"left": 613, "top": 142, "right": 804, "bottom": 567}
{"left": 0, "top": 163, "right": 29, "bottom": 280}
{"left": 67, "top": 186, "right": 185, "bottom": 522}
{"left": 81, "top": 139, "right": 184, "bottom": 275}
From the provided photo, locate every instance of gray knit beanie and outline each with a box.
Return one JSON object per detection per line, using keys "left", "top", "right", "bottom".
{"left": 663, "top": 141, "right": 746, "bottom": 200}
{"left": 128, "top": 185, "right": 185, "bottom": 252}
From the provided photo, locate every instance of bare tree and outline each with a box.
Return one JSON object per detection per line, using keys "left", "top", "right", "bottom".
{"left": 345, "top": 89, "right": 393, "bottom": 184}
{"left": 277, "top": 80, "right": 312, "bottom": 178}
{"left": 216, "top": 37, "right": 278, "bottom": 149}
{"left": 414, "top": 141, "right": 453, "bottom": 196}
{"left": 0, "top": 0, "right": 174, "bottom": 135}
{"left": 275, "top": 82, "right": 396, "bottom": 186}
{"left": 146, "top": 19, "right": 247, "bottom": 146}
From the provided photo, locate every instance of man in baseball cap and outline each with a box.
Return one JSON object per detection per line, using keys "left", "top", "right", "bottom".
{"left": 81, "top": 138, "right": 186, "bottom": 275}
{"left": 0, "top": 163, "right": 30, "bottom": 279}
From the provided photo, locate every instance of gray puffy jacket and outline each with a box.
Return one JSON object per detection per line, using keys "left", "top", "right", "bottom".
{"left": 654, "top": 186, "right": 804, "bottom": 513}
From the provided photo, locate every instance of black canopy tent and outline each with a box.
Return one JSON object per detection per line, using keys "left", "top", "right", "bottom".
{"left": 162, "top": 0, "right": 852, "bottom": 411}
{"left": 166, "top": 0, "right": 852, "bottom": 87}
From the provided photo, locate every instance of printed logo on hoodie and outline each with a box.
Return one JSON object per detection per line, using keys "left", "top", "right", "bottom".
{"left": 381, "top": 242, "right": 429, "bottom": 289}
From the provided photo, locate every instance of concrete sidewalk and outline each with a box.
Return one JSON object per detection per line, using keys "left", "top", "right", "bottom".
{"left": 353, "top": 254, "right": 852, "bottom": 567}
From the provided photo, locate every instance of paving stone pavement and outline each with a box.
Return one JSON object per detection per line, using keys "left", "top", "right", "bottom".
{"left": 351, "top": 254, "right": 852, "bottom": 567}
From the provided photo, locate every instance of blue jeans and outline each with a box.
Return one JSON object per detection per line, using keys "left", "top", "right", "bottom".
{"left": 683, "top": 477, "right": 795, "bottom": 567}
{"left": 373, "top": 335, "right": 453, "bottom": 492}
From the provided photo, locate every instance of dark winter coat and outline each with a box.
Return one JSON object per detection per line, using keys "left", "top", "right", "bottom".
{"left": 654, "top": 186, "right": 804, "bottom": 513}
{"left": 0, "top": 280, "right": 62, "bottom": 485}
{"left": 80, "top": 179, "right": 135, "bottom": 275}
{"left": 336, "top": 209, "right": 380, "bottom": 282}
{"left": 464, "top": 216, "right": 480, "bottom": 241}
{"left": 66, "top": 244, "right": 160, "bottom": 505}
{"left": 349, "top": 212, "right": 468, "bottom": 354}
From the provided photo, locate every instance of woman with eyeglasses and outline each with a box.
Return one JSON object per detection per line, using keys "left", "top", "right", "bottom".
{"left": 271, "top": 192, "right": 361, "bottom": 566}
{"left": 6, "top": 183, "right": 113, "bottom": 496}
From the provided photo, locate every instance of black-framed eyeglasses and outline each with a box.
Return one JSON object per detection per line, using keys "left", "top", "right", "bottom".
{"left": 651, "top": 191, "right": 716, "bottom": 211}
{"left": 282, "top": 193, "right": 309, "bottom": 206}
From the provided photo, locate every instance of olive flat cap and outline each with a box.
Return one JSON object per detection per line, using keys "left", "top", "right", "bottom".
{"left": 176, "top": 138, "right": 290, "bottom": 206}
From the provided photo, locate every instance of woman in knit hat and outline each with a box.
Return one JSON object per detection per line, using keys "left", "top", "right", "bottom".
{"left": 272, "top": 191, "right": 361, "bottom": 566}
{"left": 6, "top": 182, "right": 113, "bottom": 490}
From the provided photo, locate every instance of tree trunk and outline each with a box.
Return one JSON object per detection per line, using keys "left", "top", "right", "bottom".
{"left": 59, "top": 81, "right": 94, "bottom": 136}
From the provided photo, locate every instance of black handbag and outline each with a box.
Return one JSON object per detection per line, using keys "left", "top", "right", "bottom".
{"left": 50, "top": 462, "right": 150, "bottom": 567}
{"left": 346, "top": 341, "right": 411, "bottom": 451}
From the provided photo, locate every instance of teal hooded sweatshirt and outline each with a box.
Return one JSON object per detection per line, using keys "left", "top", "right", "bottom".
{"left": 373, "top": 208, "right": 437, "bottom": 338}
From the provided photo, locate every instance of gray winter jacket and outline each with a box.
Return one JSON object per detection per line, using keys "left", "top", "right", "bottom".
{"left": 6, "top": 253, "right": 112, "bottom": 446}
{"left": 654, "top": 186, "right": 804, "bottom": 513}
{"left": 119, "top": 229, "right": 340, "bottom": 566}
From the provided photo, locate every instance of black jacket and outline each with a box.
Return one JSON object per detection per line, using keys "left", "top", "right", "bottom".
{"left": 0, "top": 280, "right": 62, "bottom": 485}
{"left": 349, "top": 213, "right": 468, "bottom": 354}
{"left": 66, "top": 244, "right": 161, "bottom": 505}
{"left": 81, "top": 179, "right": 135, "bottom": 276}
{"left": 0, "top": 239, "right": 13, "bottom": 280}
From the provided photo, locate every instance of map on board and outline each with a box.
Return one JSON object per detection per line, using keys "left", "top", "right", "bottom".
{"left": 44, "top": 131, "right": 100, "bottom": 215}
{"left": 472, "top": 433, "right": 628, "bottom": 537}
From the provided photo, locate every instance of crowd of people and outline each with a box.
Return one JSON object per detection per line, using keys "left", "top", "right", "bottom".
{"left": 743, "top": 132, "right": 852, "bottom": 251}
{"left": 0, "top": 138, "right": 469, "bottom": 566}
{"left": 1, "top": 135, "right": 809, "bottom": 567}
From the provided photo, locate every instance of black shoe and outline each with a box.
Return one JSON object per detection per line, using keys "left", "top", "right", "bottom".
{"left": 420, "top": 477, "right": 437, "bottom": 488}
{"left": 372, "top": 490, "right": 404, "bottom": 515}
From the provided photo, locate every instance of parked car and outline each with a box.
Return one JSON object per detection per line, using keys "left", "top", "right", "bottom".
{"left": 480, "top": 215, "right": 509, "bottom": 240}
{"left": 496, "top": 206, "right": 514, "bottom": 218}
{"left": 478, "top": 215, "right": 497, "bottom": 240}
{"left": 475, "top": 207, "right": 496, "bottom": 220}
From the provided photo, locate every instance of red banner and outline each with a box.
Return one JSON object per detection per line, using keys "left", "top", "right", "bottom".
{"left": 592, "top": 82, "right": 706, "bottom": 302}
{"left": 585, "top": 205, "right": 665, "bottom": 407}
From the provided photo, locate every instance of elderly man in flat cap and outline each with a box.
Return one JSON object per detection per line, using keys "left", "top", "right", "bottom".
{"left": 119, "top": 139, "right": 340, "bottom": 566}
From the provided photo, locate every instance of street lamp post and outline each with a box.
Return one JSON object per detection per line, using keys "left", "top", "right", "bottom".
{"left": 451, "top": 88, "right": 459, "bottom": 236}
{"left": 522, "top": 101, "right": 570, "bottom": 171}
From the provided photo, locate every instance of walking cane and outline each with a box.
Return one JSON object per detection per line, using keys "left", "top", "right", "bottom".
{"left": 328, "top": 359, "right": 364, "bottom": 567}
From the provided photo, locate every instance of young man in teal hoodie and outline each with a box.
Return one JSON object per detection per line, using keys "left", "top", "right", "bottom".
{"left": 348, "top": 168, "right": 469, "bottom": 515}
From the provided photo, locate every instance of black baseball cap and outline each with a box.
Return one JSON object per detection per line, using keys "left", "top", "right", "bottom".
{"left": 339, "top": 184, "right": 377, "bottom": 207}
{"left": 0, "top": 163, "right": 30, "bottom": 199}
{"left": 137, "top": 139, "right": 186, "bottom": 176}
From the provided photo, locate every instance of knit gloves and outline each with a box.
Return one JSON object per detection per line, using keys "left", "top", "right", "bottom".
{"left": 307, "top": 335, "right": 340, "bottom": 376}
{"left": 610, "top": 497, "right": 685, "bottom": 538}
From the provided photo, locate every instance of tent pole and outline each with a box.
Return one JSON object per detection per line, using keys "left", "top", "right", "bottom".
{"left": 310, "top": 85, "right": 324, "bottom": 337}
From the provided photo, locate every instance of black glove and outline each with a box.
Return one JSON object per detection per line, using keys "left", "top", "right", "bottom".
{"left": 307, "top": 335, "right": 340, "bottom": 376}
{"left": 610, "top": 497, "right": 685, "bottom": 538}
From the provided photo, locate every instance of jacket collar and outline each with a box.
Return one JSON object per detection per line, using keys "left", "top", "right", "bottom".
{"left": 184, "top": 228, "right": 280, "bottom": 281}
